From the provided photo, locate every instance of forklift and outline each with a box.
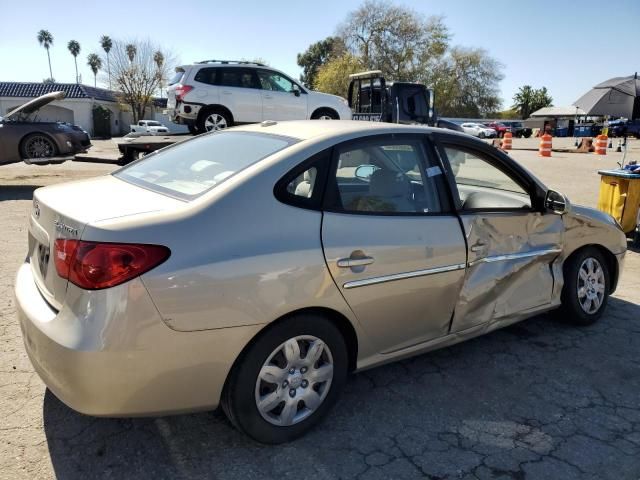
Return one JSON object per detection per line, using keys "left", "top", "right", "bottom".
{"left": 347, "top": 70, "right": 462, "bottom": 132}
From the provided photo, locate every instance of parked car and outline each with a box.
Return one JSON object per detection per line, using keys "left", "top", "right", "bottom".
{"left": 460, "top": 122, "right": 497, "bottom": 138}
{"left": 17, "top": 120, "right": 626, "bottom": 444}
{"left": 166, "top": 60, "right": 352, "bottom": 134}
{"left": 0, "top": 91, "right": 91, "bottom": 165}
{"left": 483, "top": 122, "right": 511, "bottom": 138}
{"left": 610, "top": 120, "right": 640, "bottom": 138}
{"left": 130, "top": 120, "right": 170, "bottom": 135}
{"left": 501, "top": 120, "right": 532, "bottom": 138}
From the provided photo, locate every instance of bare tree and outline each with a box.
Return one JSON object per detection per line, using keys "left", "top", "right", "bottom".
{"left": 108, "top": 39, "right": 174, "bottom": 122}
{"left": 100, "top": 35, "right": 113, "bottom": 89}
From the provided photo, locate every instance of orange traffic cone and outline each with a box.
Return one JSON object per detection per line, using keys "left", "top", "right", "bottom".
{"left": 502, "top": 131, "right": 513, "bottom": 150}
{"left": 594, "top": 134, "right": 607, "bottom": 155}
{"left": 539, "top": 133, "right": 552, "bottom": 157}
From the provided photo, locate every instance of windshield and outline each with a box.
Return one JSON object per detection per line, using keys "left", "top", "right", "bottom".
{"left": 146, "top": 121, "right": 162, "bottom": 126}
{"left": 115, "top": 131, "right": 296, "bottom": 200}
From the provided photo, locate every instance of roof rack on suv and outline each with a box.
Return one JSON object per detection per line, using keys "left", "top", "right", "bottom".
{"left": 195, "top": 59, "right": 266, "bottom": 67}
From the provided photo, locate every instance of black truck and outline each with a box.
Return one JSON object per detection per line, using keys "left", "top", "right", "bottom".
{"left": 347, "top": 70, "right": 462, "bottom": 132}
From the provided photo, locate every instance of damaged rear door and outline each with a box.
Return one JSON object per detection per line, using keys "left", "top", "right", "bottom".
{"left": 438, "top": 142, "right": 563, "bottom": 332}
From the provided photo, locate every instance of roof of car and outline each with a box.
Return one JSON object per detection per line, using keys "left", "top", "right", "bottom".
{"left": 232, "top": 120, "right": 451, "bottom": 141}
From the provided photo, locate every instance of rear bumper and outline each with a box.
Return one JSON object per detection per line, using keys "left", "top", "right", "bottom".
{"left": 15, "top": 262, "right": 261, "bottom": 416}
{"left": 169, "top": 101, "right": 201, "bottom": 123}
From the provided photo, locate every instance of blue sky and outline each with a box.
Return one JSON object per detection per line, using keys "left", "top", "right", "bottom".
{"left": 0, "top": 0, "right": 638, "bottom": 108}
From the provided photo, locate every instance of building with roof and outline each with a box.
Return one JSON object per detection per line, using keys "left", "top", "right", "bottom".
{"left": 0, "top": 82, "right": 133, "bottom": 137}
{"left": 524, "top": 106, "right": 593, "bottom": 137}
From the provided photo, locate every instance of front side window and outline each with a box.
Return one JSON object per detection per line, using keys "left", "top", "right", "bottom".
{"left": 443, "top": 145, "right": 530, "bottom": 210}
{"left": 115, "top": 132, "right": 295, "bottom": 200}
{"left": 326, "top": 138, "right": 443, "bottom": 214}
{"left": 257, "top": 71, "right": 296, "bottom": 92}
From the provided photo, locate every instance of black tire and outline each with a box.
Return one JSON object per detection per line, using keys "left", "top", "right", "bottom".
{"left": 311, "top": 109, "right": 339, "bottom": 120}
{"left": 221, "top": 313, "right": 348, "bottom": 444}
{"left": 558, "top": 247, "right": 610, "bottom": 326}
{"left": 197, "top": 107, "right": 232, "bottom": 133}
{"left": 479, "top": 132, "right": 486, "bottom": 139}
{"left": 20, "top": 134, "right": 57, "bottom": 159}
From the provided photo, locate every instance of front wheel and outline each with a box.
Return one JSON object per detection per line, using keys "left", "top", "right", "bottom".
{"left": 221, "top": 314, "right": 348, "bottom": 444}
{"left": 20, "top": 134, "right": 57, "bottom": 159}
{"left": 558, "top": 248, "right": 610, "bottom": 325}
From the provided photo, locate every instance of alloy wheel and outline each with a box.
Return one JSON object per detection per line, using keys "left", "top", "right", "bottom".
{"left": 25, "top": 136, "right": 55, "bottom": 158}
{"left": 577, "top": 257, "right": 606, "bottom": 314}
{"left": 255, "top": 335, "right": 334, "bottom": 426}
{"left": 204, "top": 113, "right": 228, "bottom": 131}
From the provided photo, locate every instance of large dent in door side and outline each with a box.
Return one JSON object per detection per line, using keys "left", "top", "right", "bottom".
{"left": 452, "top": 213, "right": 563, "bottom": 332}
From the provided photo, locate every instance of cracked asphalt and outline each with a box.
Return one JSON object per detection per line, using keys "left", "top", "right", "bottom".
{"left": 1, "top": 138, "right": 640, "bottom": 479}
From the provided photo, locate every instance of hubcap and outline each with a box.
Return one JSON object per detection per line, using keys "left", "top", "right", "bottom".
{"left": 25, "top": 136, "right": 54, "bottom": 158}
{"left": 204, "top": 113, "right": 227, "bottom": 131}
{"left": 577, "top": 257, "right": 606, "bottom": 314}
{"left": 255, "top": 335, "right": 334, "bottom": 427}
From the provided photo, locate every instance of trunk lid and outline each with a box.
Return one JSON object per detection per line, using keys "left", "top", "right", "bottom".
{"left": 28, "top": 175, "right": 183, "bottom": 309}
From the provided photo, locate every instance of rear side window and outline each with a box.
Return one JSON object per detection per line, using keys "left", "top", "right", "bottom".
{"left": 194, "top": 67, "right": 218, "bottom": 85}
{"left": 218, "top": 68, "right": 260, "bottom": 89}
{"left": 115, "top": 132, "right": 296, "bottom": 200}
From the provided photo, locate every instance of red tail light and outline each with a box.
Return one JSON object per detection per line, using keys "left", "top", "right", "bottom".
{"left": 54, "top": 240, "right": 170, "bottom": 290}
{"left": 174, "top": 84, "right": 193, "bottom": 102}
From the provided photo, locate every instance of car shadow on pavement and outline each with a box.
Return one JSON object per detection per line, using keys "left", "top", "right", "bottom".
{"left": 43, "top": 296, "right": 640, "bottom": 480}
{"left": 0, "top": 185, "right": 38, "bottom": 201}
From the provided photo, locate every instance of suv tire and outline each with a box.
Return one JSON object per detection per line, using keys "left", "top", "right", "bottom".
{"left": 197, "top": 107, "right": 232, "bottom": 132}
{"left": 311, "top": 109, "right": 339, "bottom": 120}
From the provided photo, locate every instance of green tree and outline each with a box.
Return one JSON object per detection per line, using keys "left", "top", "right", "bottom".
{"left": 315, "top": 53, "right": 365, "bottom": 98}
{"left": 37, "top": 30, "right": 54, "bottom": 79}
{"left": 100, "top": 35, "right": 113, "bottom": 89}
{"left": 338, "top": 1, "right": 450, "bottom": 80}
{"left": 87, "top": 53, "right": 102, "bottom": 87}
{"left": 512, "top": 85, "right": 553, "bottom": 119}
{"left": 296, "top": 36, "right": 345, "bottom": 89}
{"left": 427, "top": 47, "right": 503, "bottom": 117}
{"left": 67, "top": 40, "right": 81, "bottom": 83}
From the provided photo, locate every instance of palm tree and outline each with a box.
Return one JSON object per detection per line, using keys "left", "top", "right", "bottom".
{"left": 87, "top": 54, "right": 102, "bottom": 88}
{"left": 100, "top": 35, "right": 113, "bottom": 89}
{"left": 37, "top": 30, "right": 54, "bottom": 80}
{"left": 153, "top": 50, "right": 165, "bottom": 98}
{"left": 67, "top": 40, "right": 81, "bottom": 83}
{"left": 125, "top": 44, "right": 137, "bottom": 63}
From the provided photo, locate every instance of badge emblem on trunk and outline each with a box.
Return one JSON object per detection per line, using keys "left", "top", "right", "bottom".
{"left": 33, "top": 200, "right": 40, "bottom": 218}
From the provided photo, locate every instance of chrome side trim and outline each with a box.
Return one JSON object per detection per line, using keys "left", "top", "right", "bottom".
{"left": 342, "top": 263, "right": 466, "bottom": 290}
{"left": 469, "top": 247, "right": 562, "bottom": 267}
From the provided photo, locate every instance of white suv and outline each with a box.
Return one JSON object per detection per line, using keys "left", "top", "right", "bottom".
{"left": 166, "top": 60, "right": 352, "bottom": 133}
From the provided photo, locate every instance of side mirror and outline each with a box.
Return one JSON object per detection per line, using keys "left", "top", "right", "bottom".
{"left": 545, "top": 189, "right": 570, "bottom": 215}
{"left": 354, "top": 164, "right": 378, "bottom": 180}
{"left": 292, "top": 85, "right": 301, "bottom": 97}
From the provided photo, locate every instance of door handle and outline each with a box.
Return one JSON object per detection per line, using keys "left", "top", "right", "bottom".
{"left": 221, "top": 90, "right": 232, "bottom": 95}
{"left": 264, "top": 94, "right": 273, "bottom": 99}
{"left": 337, "top": 256, "right": 375, "bottom": 268}
{"left": 470, "top": 242, "right": 487, "bottom": 253}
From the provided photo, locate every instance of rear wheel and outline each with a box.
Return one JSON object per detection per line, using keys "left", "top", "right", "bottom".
{"left": 221, "top": 313, "right": 348, "bottom": 444}
{"left": 197, "top": 108, "right": 232, "bottom": 132}
{"left": 311, "top": 109, "right": 339, "bottom": 120}
{"left": 558, "top": 247, "right": 610, "bottom": 325}
{"left": 20, "top": 134, "right": 57, "bottom": 159}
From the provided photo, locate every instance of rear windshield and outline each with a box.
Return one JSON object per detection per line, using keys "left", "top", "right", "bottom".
{"left": 169, "top": 68, "right": 185, "bottom": 85}
{"left": 114, "top": 131, "right": 296, "bottom": 200}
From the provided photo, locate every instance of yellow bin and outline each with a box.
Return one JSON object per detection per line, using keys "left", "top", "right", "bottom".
{"left": 597, "top": 169, "right": 640, "bottom": 234}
